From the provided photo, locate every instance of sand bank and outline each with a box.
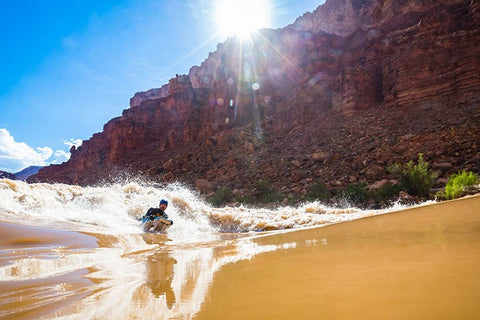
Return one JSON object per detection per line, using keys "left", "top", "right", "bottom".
{"left": 0, "top": 223, "right": 99, "bottom": 319}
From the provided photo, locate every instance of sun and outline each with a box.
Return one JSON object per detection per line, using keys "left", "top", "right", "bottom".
{"left": 215, "top": 0, "right": 271, "bottom": 39}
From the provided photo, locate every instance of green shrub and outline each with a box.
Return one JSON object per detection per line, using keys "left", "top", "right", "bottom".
{"left": 443, "top": 171, "right": 479, "bottom": 200}
{"left": 207, "top": 187, "right": 234, "bottom": 207}
{"left": 342, "top": 182, "right": 368, "bottom": 204}
{"left": 371, "top": 183, "right": 404, "bottom": 202}
{"left": 235, "top": 194, "right": 253, "bottom": 205}
{"left": 306, "top": 182, "right": 332, "bottom": 201}
{"left": 388, "top": 153, "right": 437, "bottom": 196}
{"left": 254, "top": 180, "right": 283, "bottom": 203}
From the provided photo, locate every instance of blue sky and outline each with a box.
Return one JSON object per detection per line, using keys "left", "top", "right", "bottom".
{"left": 0, "top": 0, "right": 323, "bottom": 173}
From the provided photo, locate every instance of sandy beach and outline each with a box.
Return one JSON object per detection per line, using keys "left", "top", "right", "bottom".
{"left": 1, "top": 195, "right": 479, "bottom": 319}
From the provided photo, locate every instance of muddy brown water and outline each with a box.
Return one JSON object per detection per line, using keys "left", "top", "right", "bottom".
{"left": 0, "top": 195, "right": 479, "bottom": 319}
{"left": 196, "top": 196, "right": 480, "bottom": 320}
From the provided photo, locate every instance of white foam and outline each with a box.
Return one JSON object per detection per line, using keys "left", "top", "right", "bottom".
{"left": 0, "top": 179, "right": 419, "bottom": 243}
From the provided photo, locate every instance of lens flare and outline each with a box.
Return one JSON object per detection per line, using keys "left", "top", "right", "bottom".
{"left": 215, "top": 0, "right": 271, "bottom": 39}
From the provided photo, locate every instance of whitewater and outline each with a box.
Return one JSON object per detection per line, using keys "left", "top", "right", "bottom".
{"left": 0, "top": 178, "right": 418, "bottom": 319}
{"left": 0, "top": 178, "right": 412, "bottom": 239}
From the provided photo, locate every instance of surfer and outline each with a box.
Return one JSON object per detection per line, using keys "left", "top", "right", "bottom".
{"left": 141, "top": 199, "right": 173, "bottom": 232}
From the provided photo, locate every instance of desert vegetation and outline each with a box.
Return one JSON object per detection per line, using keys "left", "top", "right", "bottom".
{"left": 439, "top": 171, "right": 479, "bottom": 200}
{"left": 207, "top": 154, "right": 478, "bottom": 208}
{"left": 387, "top": 153, "right": 437, "bottom": 197}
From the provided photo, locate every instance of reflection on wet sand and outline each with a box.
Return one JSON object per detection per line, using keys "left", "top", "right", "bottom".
{"left": 0, "top": 223, "right": 98, "bottom": 319}
{"left": 0, "top": 221, "right": 285, "bottom": 319}
{"left": 136, "top": 251, "right": 177, "bottom": 309}
{"left": 132, "top": 237, "right": 283, "bottom": 319}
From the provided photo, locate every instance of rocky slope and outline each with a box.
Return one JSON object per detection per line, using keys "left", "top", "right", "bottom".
{"left": 32, "top": 0, "right": 480, "bottom": 202}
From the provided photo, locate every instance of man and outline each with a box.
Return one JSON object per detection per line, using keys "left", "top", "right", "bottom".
{"left": 141, "top": 199, "right": 173, "bottom": 232}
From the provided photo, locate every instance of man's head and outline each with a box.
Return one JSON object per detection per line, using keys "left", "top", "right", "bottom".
{"left": 159, "top": 199, "right": 168, "bottom": 210}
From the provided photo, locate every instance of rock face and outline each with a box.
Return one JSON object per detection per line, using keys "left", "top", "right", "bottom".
{"left": 32, "top": 0, "right": 480, "bottom": 199}
{"left": 130, "top": 84, "right": 170, "bottom": 108}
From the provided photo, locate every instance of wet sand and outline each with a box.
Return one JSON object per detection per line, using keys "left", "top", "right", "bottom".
{"left": 196, "top": 195, "right": 480, "bottom": 319}
{"left": 0, "top": 223, "right": 98, "bottom": 319}
{"left": 0, "top": 195, "right": 479, "bottom": 319}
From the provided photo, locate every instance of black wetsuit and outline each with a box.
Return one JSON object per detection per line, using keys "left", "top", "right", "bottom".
{"left": 142, "top": 208, "right": 168, "bottom": 222}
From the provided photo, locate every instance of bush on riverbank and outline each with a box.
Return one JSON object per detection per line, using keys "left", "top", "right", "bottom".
{"left": 388, "top": 153, "right": 437, "bottom": 197}
{"left": 371, "top": 183, "right": 404, "bottom": 202}
{"left": 207, "top": 180, "right": 287, "bottom": 207}
{"left": 253, "top": 180, "right": 284, "bottom": 204}
{"left": 207, "top": 187, "right": 235, "bottom": 207}
{"left": 341, "top": 182, "right": 368, "bottom": 205}
{"left": 440, "top": 171, "right": 479, "bottom": 200}
{"left": 306, "top": 183, "right": 332, "bottom": 202}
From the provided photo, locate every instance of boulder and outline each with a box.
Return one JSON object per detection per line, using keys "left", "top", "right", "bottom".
{"left": 163, "top": 159, "right": 175, "bottom": 171}
{"left": 291, "top": 160, "right": 301, "bottom": 167}
{"left": 432, "top": 162, "right": 453, "bottom": 170}
{"left": 195, "top": 179, "right": 217, "bottom": 193}
{"left": 398, "top": 191, "right": 415, "bottom": 202}
{"left": 365, "top": 165, "right": 385, "bottom": 181}
{"left": 367, "top": 179, "right": 389, "bottom": 190}
{"left": 311, "top": 152, "right": 330, "bottom": 161}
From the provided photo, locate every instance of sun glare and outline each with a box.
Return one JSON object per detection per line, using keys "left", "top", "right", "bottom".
{"left": 215, "top": 0, "right": 271, "bottom": 39}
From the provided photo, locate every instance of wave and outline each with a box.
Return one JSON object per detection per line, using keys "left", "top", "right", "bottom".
{"left": 0, "top": 179, "right": 412, "bottom": 243}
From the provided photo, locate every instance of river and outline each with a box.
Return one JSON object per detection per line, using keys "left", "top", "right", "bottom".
{"left": 0, "top": 179, "right": 478, "bottom": 319}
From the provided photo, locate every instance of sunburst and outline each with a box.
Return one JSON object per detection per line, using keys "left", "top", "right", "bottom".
{"left": 214, "top": 0, "right": 271, "bottom": 40}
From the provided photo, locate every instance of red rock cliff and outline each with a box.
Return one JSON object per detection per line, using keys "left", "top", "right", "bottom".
{"left": 32, "top": 0, "right": 480, "bottom": 199}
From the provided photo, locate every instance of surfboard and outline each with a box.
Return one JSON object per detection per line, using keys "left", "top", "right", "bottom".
{"left": 143, "top": 217, "right": 173, "bottom": 233}
{"left": 156, "top": 217, "right": 173, "bottom": 225}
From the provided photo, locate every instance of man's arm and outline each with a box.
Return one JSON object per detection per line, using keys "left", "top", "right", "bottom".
{"left": 144, "top": 208, "right": 156, "bottom": 221}
{"left": 161, "top": 210, "right": 168, "bottom": 219}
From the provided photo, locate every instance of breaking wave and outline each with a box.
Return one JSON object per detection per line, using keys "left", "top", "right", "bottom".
{"left": 0, "top": 179, "right": 408, "bottom": 243}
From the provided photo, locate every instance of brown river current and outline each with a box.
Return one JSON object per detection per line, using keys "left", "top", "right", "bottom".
{"left": 0, "top": 179, "right": 479, "bottom": 319}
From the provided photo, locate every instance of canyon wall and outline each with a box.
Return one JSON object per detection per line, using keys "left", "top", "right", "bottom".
{"left": 32, "top": 0, "right": 480, "bottom": 200}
